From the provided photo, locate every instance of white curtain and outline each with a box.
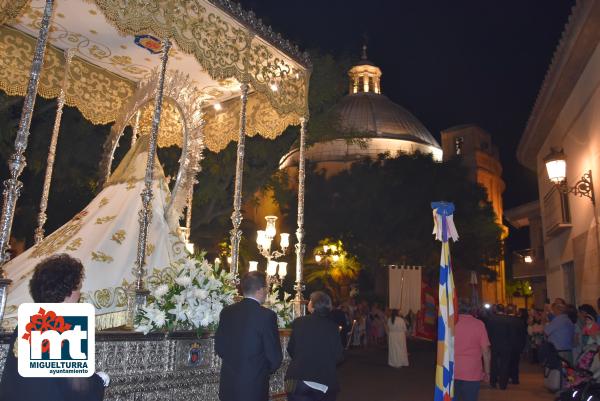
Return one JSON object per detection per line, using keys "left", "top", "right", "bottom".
{"left": 389, "top": 266, "right": 422, "bottom": 316}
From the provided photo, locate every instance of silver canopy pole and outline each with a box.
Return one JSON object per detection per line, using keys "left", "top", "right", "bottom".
{"left": 34, "top": 48, "right": 75, "bottom": 244}
{"left": 229, "top": 82, "right": 249, "bottom": 277}
{"left": 129, "top": 38, "right": 171, "bottom": 326}
{"left": 293, "top": 116, "right": 308, "bottom": 318}
{"left": 0, "top": 0, "right": 55, "bottom": 324}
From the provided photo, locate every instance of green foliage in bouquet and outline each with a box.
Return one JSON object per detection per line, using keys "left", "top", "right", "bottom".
{"left": 267, "top": 284, "right": 294, "bottom": 328}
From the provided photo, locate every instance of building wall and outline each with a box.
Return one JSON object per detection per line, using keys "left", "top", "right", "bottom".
{"left": 536, "top": 41, "right": 600, "bottom": 307}
{"left": 441, "top": 125, "right": 507, "bottom": 304}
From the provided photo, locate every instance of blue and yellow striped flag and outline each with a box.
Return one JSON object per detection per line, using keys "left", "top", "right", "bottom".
{"left": 431, "top": 202, "right": 459, "bottom": 401}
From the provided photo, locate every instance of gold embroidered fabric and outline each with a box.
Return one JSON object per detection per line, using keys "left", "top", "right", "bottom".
{"left": 91, "top": 250, "right": 113, "bottom": 263}
{"left": 66, "top": 237, "right": 82, "bottom": 251}
{"left": 203, "top": 91, "right": 301, "bottom": 151}
{"left": 91, "top": 0, "right": 309, "bottom": 116}
{"left": 0, "top": 0, "right": 28, "bottom": 24}
{"left": 137, "top": 98, "right": 185, "bottom": 149}
{"left": 95, "top": 215, "right": 116, "bottom": 224}
{"left": 29, "top": 211, "right": 86, "bottom": 258}
{"left": 111, "top": 229, "right": 126, "bottom": 244}
{"left": 0, "top": 26, "right": 135, "bottom": 125}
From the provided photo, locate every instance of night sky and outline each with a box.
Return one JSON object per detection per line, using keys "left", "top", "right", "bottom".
{"left": 239, "top": 0, "right": 576, "bottom": 250}
{"left": 237, "top": 0, "right": 575, "bottom": 207}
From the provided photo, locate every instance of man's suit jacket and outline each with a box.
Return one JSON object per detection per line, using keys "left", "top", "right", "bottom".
{"left": 285, "top": 313, "right": 344, "bottom": 391}
{"left": 215, "top": 298, "right": 283, "bottom": 401}
{"left": 508, "top": 315, "right": 527, "bottom": 353}
{"left": 0, "top": 329, "right": 105, "bottom": 401}
{"left": 486, "top": 314, "right": 512, "bottom": 351}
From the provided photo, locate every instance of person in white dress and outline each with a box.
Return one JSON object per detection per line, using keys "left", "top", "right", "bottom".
{"left": 387, "top": 309, "right": 409, "bottom": 367}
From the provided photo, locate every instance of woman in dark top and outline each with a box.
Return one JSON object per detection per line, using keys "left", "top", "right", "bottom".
{"left": 286, "top": 291, "right": 344, "bottom": 401}
{"left": 0, "top": 254, "right": 108, "bottom": 401}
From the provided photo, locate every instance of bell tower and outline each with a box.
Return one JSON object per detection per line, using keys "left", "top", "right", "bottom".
{"left": 348, "top": 45, "right": 382, "bottom": 94}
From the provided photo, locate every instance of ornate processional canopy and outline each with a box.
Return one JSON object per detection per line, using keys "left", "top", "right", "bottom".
{"left": 0, "top": 0, "right": 311, "bottom": 153}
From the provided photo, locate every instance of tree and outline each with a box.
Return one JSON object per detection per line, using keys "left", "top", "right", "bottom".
{"left": 506, "top": 280, "right": 534, "bottom": 308}
{"left": 274, "top": 152, "right": 504, "bottom": 282}
{"left": 190, "top": 50, "right": 354, "bottom": 255}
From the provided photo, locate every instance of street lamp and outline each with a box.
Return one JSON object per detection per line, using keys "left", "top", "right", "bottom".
{"left": 544, "top": 148, "right": 595, "bottom": 204}
{"left": 314, "top": 243, "right": 344, "bottom": 267}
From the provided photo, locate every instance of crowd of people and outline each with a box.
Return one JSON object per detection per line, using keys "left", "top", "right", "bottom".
{"left": 10, "top": 254, "right": 600, "bottom": 401}
{"left": 454, "top": 297, "right": 600, "bottom": 401}
{"left": 328, "top": 300, "right": 413, "bottom": 368}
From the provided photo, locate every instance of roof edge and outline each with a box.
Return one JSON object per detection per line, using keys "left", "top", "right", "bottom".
{"left": 517, "top": 0, "right": 600, "bottom": 171}
{"left": 208, "top": 0, "right": 312, "bottom": 69}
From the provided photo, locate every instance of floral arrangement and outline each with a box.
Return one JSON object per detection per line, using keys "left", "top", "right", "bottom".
{"left": 135, "top": 254, "right": 237, "bottom": 334}
{"left": 267, "top": 284, "right": 294, "bottom": 328}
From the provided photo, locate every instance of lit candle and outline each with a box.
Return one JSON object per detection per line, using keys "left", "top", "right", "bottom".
{"left": 267, "top": 260, "right": 279, "bottom": 276}
{"left": 278, "top": 262, "right": 287, "bottom": 278}
{"left": 249, "top": 261, "right": 258, "bottom": 272}
{"left": 280, "top": 233, "right": 290, "bottom": 249}
{"left": 257, "top": 230, "right": 266, "bottom": 245}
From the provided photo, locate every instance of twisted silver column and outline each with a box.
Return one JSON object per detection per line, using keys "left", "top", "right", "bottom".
{"left": 185, "top": 183, "right": 194, "bottom": 236}
{"left": 34, "top": 48, "right": 75, "bottom": 244}
{"left": 131, "top": 38, "right": 171, "bottom": 318}
{"left": 0, "top": 0, "right": 55, "bottom": 323}
{"left": 131, "top": 109, "right": 141, "bottom": 148}
{"left": 293, "top": 116, "right": 308, "bottom": 318}
{"left": 229, "top": 83, "right": 249, "bottom": 277}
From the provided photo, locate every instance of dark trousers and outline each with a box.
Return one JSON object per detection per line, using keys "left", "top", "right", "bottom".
{"left": 490, "top": 348, "right": 510, "bottom": 389}
{"left": 287, "top": 381, "right": 336, "bottom": 401}
{"left": 509, "top": 350, "right": 521, "bottom": 383}
{"left": 454, "top": 380, "right": 480, "bottom": 401}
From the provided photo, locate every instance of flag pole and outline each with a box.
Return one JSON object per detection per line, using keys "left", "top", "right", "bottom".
{"left": 432, "top": 201, "right": 459, "bottom": 401}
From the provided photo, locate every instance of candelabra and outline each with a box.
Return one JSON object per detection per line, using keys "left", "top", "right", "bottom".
{"left": 251, "top": 215, "right": 290, "bottom": 286}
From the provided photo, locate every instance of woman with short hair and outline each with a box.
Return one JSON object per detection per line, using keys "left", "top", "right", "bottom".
{"left": 0, "top": 254, "right": 109, "bottom": 401}
{"left": 285, "top": 291, "right": 344, "bottom": 401}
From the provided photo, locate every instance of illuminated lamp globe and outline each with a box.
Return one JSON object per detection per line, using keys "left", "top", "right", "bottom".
{"left": 544, "top": 148, "right": 567, "bottom": 184}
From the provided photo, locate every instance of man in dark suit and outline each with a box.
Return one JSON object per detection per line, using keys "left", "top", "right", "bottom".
{"left": 286, "top": 291, "right": 344, "bottom": 401}
{"left": 215, "top": 271, "right": 282, "bottom": 401}
{"left": 0, "top": 254, "right": 107, "bottom": 401}
{"left": 507, "top": 306, "right": 527, "bottom": 385}
{"left": 486, "top": 304, "right": 512, "bottom": 390}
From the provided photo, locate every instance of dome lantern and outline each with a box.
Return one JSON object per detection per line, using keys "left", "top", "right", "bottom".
{"left": 348, "top": 45, "right": 382, "bottom": 94}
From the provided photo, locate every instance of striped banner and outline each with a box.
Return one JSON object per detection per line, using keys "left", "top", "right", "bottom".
{"left": 431, "top": 202, "right": 459, "bottom": 401}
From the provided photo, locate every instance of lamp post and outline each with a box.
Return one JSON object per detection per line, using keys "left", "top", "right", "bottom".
{"left": 314, "top": 243, "right": 343, "bottom": 267}
{"left": 544, "top": 148, "right": 600, "bottom": 278}
{"left": 544, "top": 148, "right": 595, "bottom": 204}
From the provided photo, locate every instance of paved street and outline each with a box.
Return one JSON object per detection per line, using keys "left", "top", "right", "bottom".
{"left": 337, "top": 339, "right": 554, "bottom": 401}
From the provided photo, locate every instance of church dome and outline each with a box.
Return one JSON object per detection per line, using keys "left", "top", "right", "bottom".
{"left": 331, "top": 92, "right": 440, "bottom": 148}
{"left": 335, "top": 44, "right": 440, "bottom": 148}
{"left": 279, "top": 45, "right": 442, "bottom": 171}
